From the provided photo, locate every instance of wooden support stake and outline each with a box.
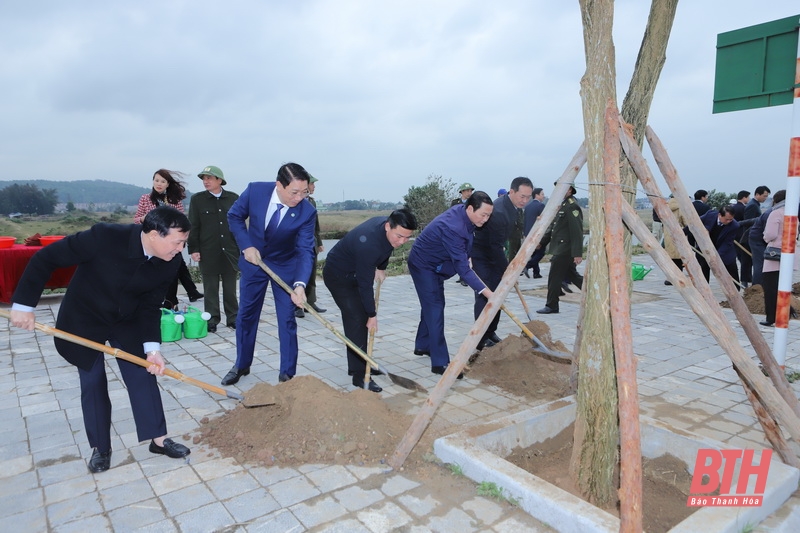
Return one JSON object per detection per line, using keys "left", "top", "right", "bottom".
{"left": 603, "top": 101, "right": 642, "bottom": 532}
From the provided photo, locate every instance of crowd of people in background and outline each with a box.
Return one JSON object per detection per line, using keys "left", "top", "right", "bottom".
{"left": 12, "top": 158, "right": 797, "bottom": 475}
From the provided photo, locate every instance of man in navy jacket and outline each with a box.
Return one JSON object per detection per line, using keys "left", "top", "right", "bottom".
{"left": 408, "top": 192, "right": 494, "bottom": 377}
{"left": 323, "top": 209, "right": 418, "bottom": 392}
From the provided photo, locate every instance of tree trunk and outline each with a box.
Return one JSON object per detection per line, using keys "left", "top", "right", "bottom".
{"left": 571, "top": 0, "right": 679, "bottom": 507}
{"left": 570, "top": 0, "right": 619, "bottom": 507}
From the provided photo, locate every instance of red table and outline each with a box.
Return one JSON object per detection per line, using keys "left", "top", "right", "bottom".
{"left": 0, "top": 245, "right": 76, "bottom": 303}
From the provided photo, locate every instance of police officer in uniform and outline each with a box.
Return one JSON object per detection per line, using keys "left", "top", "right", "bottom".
{"left": 536, "top": 185, "right": 583, "bottom": 314}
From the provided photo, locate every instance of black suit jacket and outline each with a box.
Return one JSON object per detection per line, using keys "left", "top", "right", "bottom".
{"left": 13, "top": 224, "right": 181, "bottom": 370}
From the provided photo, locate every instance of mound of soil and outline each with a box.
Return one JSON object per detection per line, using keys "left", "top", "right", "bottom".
{"left": 466, "top": 320, "right": 572, "bottom": 402}
{"left": 199, "top": 376, "right": 428, "bottom": 468}
{"left": 723, "top": 282, "right": 800, "bottom": 315}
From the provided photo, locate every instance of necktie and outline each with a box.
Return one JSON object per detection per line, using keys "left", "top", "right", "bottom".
{"left": 265, "top": 204, "right": 283, "bottom": 238}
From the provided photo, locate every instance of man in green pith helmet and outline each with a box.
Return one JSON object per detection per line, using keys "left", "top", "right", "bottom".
{"left": 297, "top": 174, "right": 326, "bottom": 318}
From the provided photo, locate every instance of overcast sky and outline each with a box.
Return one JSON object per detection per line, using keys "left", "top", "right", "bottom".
{"left": 1, "top": 1, "right": 798, "bottom": 204}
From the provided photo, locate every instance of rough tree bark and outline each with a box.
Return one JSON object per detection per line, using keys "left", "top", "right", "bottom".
{"left": 570, "top": 0, "right": 619, "bottom": 506}
{"left": 570, "top": 0, "right": 679, "bottom": 507}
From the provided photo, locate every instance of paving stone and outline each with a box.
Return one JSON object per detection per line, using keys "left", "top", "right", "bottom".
{"left": 246, "top": 508, "right": 303, "bottom": 533}
{"left": 380, "top": 474, "right": 420, "bottom": 497}
{"left": 334, "top": 485, "right": 385, "bottom": 512}
{"left": 291, "top": 495, "right": 348, "bottom": 528}
{"left": 207, "top": 470, "right": 260, "bottom": 500}
{"left": 44, "top": 474, "right": 97, "bottom": 504}
{"left": 306, "top": 464, "right": 358, "bottom": 493}
{"left": 397, "top": 492, "right": 440, "bottom": 517}
{"left": 357, "top": 501, "right": 413, "bottom": 533}
{"left": 224, "top": 487, "right": 280, "bottom": 524}
{"left": 147, "top": 465, "right": 202, "bottom": 496}
{"left": 426, "top": 507, "right": 479, "bottom": 532}
{"left": 46, "top": 491, "right": 104, "bottom": 528}
{"left": 106, "top": 498, "right": 166, "bottom": 531}
{"left": 462, "top": 496, "right": 504, "bottom": 525}
{"left": 269, "top": 474, "right": 321, "bottom": 507}
{"left": 160, "top": 481, "right": 218, "bottom": 517}
{"left": 315, "top": 518, "right": 372, "bottom": 533}
{"left": 99, "top": 477, "right": 156, "bottom": 511}
{"left": 174, "top": 501, "right": 234, "bottom": 533}
{"left": 51, "top": 514, "right": 112, "bottom": 533}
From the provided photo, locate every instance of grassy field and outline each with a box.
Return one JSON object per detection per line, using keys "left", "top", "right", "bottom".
{"left": 0, "top": 210, "right": 392, "bottom": 243}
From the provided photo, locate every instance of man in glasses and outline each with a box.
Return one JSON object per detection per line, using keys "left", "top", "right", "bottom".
{"left": 222, "top": 163, "right": 317, "bottom": 386}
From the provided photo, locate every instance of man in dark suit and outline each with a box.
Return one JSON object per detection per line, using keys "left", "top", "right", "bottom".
{"left": 188, "top": 165, "right": 240, "bottom": 333}
{"left": 222, "top": 162, "right": 317, "bottom": 386}
{"left": 10, "top": 206, "right": 192, "bottom": 473}
{"left": 523, "top": 187, "right": 546, "bottom": 278}
{"left": 692, "top": 189, "right": 711, "bottom": 216}
{"left": 408, "top": 191, "right": 494, "bottom": 377}
{"left": 472, "top": 177, "right": 533, "bottom": 348}
{"left": 696, "top": 205, "right": 740, "bottom": 286}
{"left": 323, "top": 208, "right": 418, "bottom": 392}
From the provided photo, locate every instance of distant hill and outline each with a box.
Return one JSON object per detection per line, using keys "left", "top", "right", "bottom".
{"left": 0, "top": 179, "right": 195, "bottom": 206}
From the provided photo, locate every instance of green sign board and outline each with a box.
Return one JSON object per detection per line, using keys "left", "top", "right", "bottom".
{"left": 713, "top": 14, "right": 799, "bottom": 113}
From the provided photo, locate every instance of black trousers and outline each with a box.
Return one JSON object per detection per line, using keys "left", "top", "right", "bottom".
{"left": 697, "top": 254, "right": 740, "bottom": 289}
{"left": 78, "top": 341, "right": 167, "bottom": 452}
{"left": 762, "top": 270, "right": 779, "bottom": 324}
{"left": 525, "top": 248, "right": 546, "bottom": 275}
{"left": 165, "top": 256, "right": 200, "bottom": 308}
{"left": 472, "top": 256, "right": 504, "bottom": 342}
{"left": 545, "top": 254, "right": 583, "bottom": 311}
{"left": 323, "top": 269, "right": 370, "bottom": 377}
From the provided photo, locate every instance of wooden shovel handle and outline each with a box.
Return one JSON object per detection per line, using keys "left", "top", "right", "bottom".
{"left": 0, "top": 309, "right": 243, "bottom": 400}
{"left": 257, "top": 260, "right": 382, "bottom": 371}
{"left": 365, "top": 278, "right": 382, "bottom": 383}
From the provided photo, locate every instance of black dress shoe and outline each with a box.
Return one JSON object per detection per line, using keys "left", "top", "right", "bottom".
{"left": 227, "top": 323, "right": 236, "bottom": 330}
{"left": 352, "top": 378, "right": 382, "bottom": 393}
{"left": 149, "top": 438, "right": 191, "bottom": 458}
{"left": 309, "top": 303, "right": 326, "bottom": 313}
{"left": 759, "top": 321, "right": 774, "bottom": 327}
{"left": 536, "top": 307, "right": 558, "bottom": 314}
{"left": 431, "top": 365, "right": 463, "bottom": 379}
{"left": 561, "top": 283, "right": 573, "bottom": 294}
{"left": 88, "top": 448, "right": 112, "bottom": 473}
{"left": 523, "top": 269, "right": 531, "bottom": 278}
{"left": 664, "top": 280, "right": 673, "bottom": 286}
{"left": 295, "top": 307, "right": 305, "bottom": 318}
{"left": 188, "top": 292, "right": 204, "bottom": 302}
{"left": 459, "top": 280, "right": 468, "bottom": 287}
{"left": 208, "top": 323, "right": 217, "bottom": 333}
{"left": 482, "top": 338, "right": 496, "bottom": 348}
{"left": 278, "top": 373, "right": 294, "bottom": 383}
{"left": 221, "top": 366, "right": 250, "bottom": 386}
{"left": 488, "top": 332, "right": 502, "bottom": 344}
{"left": 413, "top": 349, "right": 430, "bottom": 356}
{"left": 533, "top": 273, "right": 543, "bottom": 279}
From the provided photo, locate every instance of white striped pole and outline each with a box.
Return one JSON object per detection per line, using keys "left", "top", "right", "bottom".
{"left": 772, "top": 23, "right": 800, "bottom": 368}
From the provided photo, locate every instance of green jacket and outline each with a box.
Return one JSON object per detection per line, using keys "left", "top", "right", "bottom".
{"left": 543, "top": 196, "right": 583, "bottom": 257}
{"left": 187, "top": 189, "right": 240, "bottom": 272}
{"left": 308, "top": 196, "right": 323, "bottom": 248}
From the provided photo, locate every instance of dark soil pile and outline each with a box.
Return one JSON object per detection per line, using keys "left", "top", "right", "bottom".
{"left": 724, "top": 282, "right": 800, "bottom": 315}
{"left": 506, "top": 423, "right": 698, "bottom": 533}
{"left": 466, "top": 320, "right": 572, "bottom": 402}
{"left": 199, "top": 376, "right": 429, "bottom": 468}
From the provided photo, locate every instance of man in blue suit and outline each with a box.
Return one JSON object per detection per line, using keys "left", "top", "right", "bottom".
{"left": 408, "top": 191, "right": 494, "bottom": 377}
{"left": 696, "top": 205, "right": 740, "bottom": 287}
{"left": 222, "top": 163, "right": 317, "bottom": 385}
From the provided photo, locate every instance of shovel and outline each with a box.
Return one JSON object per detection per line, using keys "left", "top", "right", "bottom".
{"left": 514, "top": 282, "right": 533, "bottom": 321}
{"left": 499, "top": 304, "right": 572, "bottom": 363}
{"left": 257, "top": 260, "right": 428, "bottom": 393}
{"left": 0, "top": 309, "right": 280, "bottom": 406}
{"left": 364, "top": 278, "right": 382, "bottom": 387}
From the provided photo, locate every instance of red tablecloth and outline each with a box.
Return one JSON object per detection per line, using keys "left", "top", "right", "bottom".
{"left": 0, "top": 245, "right": 76, "bottom": 303}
